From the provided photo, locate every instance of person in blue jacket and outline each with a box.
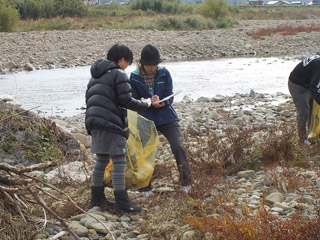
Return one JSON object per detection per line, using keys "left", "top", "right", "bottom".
{"left": 129, "top": 44, "right": 192, "bottom": 194}
{"left": 288, "top": 51, "right": 320, "bottom": 146}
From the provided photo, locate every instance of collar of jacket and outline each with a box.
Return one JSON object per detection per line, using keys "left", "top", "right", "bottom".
{"left": 131, "top": 66, "right": 164, "bottom": 77}
{"left": 131, "top": 66, "right": 166, "bottom": 93}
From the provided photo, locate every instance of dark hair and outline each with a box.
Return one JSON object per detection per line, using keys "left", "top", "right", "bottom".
{"left": 107, "top": 44, "right": 133, "bottom": 64}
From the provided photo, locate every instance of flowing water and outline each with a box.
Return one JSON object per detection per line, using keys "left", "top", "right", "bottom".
{"left": 0, "top": 57, "right": 300, "bottom": 117}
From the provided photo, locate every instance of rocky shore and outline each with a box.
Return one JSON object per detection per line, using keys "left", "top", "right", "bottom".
{"left": 31, "top": 91, "right": 320, "bottom": 240}
{"left": 1, "top": 19, "right": 320, "bottom": 73}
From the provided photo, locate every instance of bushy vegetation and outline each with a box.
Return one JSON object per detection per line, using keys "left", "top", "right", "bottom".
{"left": 131, "top": 0, "right": 194, "bottom": 14}
{"left": 234, "top": 5, "right": 320, "bottom": 20}
{"left": 0, "top": 0, "right": 19, "bottom": 32}
{"left": 183, "top": 121, "right": 306, "bottom": 177}
{"left": 199, "top": 0, "right": 230, "bottom": 19}
{"left": 10, "top": 0, "right": 88, "bottom": 19}
{"left": 2, "top": 0, "right": 320, "bottom": 32}
{"left": 0, "top": 107, "right": 64, "bottom": 164}
{"left": 1, "top": 0, "right": 237, "bottom": 31}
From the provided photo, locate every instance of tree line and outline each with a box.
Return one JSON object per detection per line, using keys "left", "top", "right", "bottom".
{"left": 0, "top": 0, "right": 230, "bottom": 32}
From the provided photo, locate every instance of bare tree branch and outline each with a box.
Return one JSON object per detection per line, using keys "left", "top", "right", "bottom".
{"left": 0, "top": 185, "right": 19, "bottom": 192}
{"left": 0, "top": 161, "right": 56, "bottom": 174}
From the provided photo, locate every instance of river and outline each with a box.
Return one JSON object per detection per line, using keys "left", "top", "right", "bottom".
{"left": 0, "top": 57, "right": 300, "bottom": 117}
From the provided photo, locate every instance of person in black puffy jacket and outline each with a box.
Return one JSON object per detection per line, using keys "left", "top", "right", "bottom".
{"left": 85, "top": 44, "right": 151, "bottom": 213}
{"left": 288, "top": 51, "right": 320, "bottom": 146}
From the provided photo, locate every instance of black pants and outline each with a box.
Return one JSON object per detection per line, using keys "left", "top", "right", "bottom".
{"left": 139, "top": 121, "right": 192, "bottom": 192}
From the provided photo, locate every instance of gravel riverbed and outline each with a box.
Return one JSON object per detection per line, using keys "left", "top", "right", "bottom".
{"left": 1, "top": 19, "right": 320, "bottom": 73}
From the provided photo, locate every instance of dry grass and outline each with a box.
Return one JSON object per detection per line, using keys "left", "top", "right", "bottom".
{"left": 0, "top": 202, "right": 38, "bottom": 240}
{"left": 252, "top": 24, "right": 320, "bottom": 38}
{"left": 136, "top": 119, "right": 320, "bottom": 239}
{"left": 184, "top": 204, "right": 320, "bottom": 240}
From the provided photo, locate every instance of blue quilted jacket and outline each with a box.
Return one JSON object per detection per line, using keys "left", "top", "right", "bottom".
{"left": 129, "top": 66, "right": 179, "bottom": 127}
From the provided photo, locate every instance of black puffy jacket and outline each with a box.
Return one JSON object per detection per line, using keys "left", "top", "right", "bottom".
{"left": 289, "top": 56, "right": 320, "bottom": 104}
{"left": 85, "top": 59, "right": 148, "bottom": 139}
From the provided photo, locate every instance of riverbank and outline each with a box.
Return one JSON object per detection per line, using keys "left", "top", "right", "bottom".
{"left": 2, "top": 90, "right": 320, "bottom": 239}
{"left": 1, "top": 19, "right": 320, "bottom": 73}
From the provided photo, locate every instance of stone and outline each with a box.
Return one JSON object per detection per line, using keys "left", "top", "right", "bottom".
{"left": 180, "top": 230, "right": 199, "bottom": 240}
{"left": 273, "top": 202, "right": 291, "bottom": 210}
{"left": 89, "top": 222, "right": 114, "bottom": 234}
{"left": 237, "top": 170, "right": 255, "bottom": 179}
{"left": 265, "top": 192, "right": 284, "bottom": 204}
{"left": 33, "top": 233, "right": 48, "bottom": 240}
{"left": 72, "top": 132, "right": 90, "bottom": 147}
{"left": 281, "top": 110, "right": 291, "bottom": 117}
{"left": 232, "top": 118, "right": 245, "bottom": 126}
{"left": 182, "top": 95, "right": 193, "bottom": 102}
{"left": 208, "top": 110, "right": 219, "bottom": 120}
{"left": 271, "top": 206, "right": 284, "bottom": 213}
{"left": 5, "top": 61, "right": 16, "bottom": 70}
{"left": 24, "top": 62, "right": 35, "bottom": 71}
{"left": 68, "top": 221, "right": 88, "bottom": 237}
{"left": 46, "top": 161, "right": 87, "bottom": 183}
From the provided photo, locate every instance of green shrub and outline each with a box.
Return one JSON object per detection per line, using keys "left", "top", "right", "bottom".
{"left": 130, "top": 0, "right": 195, "bottom": 14}
{"left": 12, "top": 0, "right": 88, "bottom": 20}
{"left": 0, "top": 0, "right": 19, "bottom": 32}
{"left": 198, "top": 0, "right": 230, "bottom": 20}
{"left": 216, "top": 17, "right": 236, "bottom": 29}
{"left": 89, "top": 3, "right": 130, "bottom": 17}
{"left": 14, "top": 0, "right": 41, "bottom": 20}
{"left": 234, "top": 5, "right": 320, "bottom": 20}
{"left": 243, "top": 150, "right": 262, "bottom": 171}
{"left": 26, "top": 18, "right": 72, "bottom": 31}
{"left": 158, "top": 16, "right": 184, "bottom": 30}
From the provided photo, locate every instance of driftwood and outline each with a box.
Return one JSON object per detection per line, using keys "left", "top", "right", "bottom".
{"left": 0, "top": 161, "right": 83, "bottom": 239}
{"left": 0, "top": 161, "right": 115, "bottom": 240}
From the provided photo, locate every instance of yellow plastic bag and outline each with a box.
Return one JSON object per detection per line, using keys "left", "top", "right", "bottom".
{"left": 103, "top": 110, "right": 159, "bottom": 190}
{"left": 308, "top": 99, "right": 320, "bottom": 140}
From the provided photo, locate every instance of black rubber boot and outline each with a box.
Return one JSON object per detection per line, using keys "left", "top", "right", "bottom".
{"left": 90, "top": 186, "right": 114, "bottom": 208}
{"left": 114, "top": 190, "right": 142, "bottom": 213}
{"left": 178, "top": 164, "right": 192, "bottom": 186}
{"left": 138, "top": 181, "right": 152, "bottom": 193}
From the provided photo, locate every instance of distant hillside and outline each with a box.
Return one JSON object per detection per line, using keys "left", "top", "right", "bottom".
{"left": 226, "top": 0, "right": 312, "bottom": 4}
{"left": 96, "top": 0, "right": 313, "bottom": 5}
{"left": 141, "top": 0, "right": 314, "bottom": 5}
{"left": 224, "top": 0, "right": 311, "bottom": 4}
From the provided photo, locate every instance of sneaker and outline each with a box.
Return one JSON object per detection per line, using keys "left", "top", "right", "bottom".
{"left": 182, "top": 185, "right": 191, "bottom": 193}
{"left": 303, "top": 139, "right": 311, "bottom": 146}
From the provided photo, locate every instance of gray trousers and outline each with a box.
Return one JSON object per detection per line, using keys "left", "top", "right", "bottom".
{"left": 288, "top": 80, "right": 313, "bottom": 141}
